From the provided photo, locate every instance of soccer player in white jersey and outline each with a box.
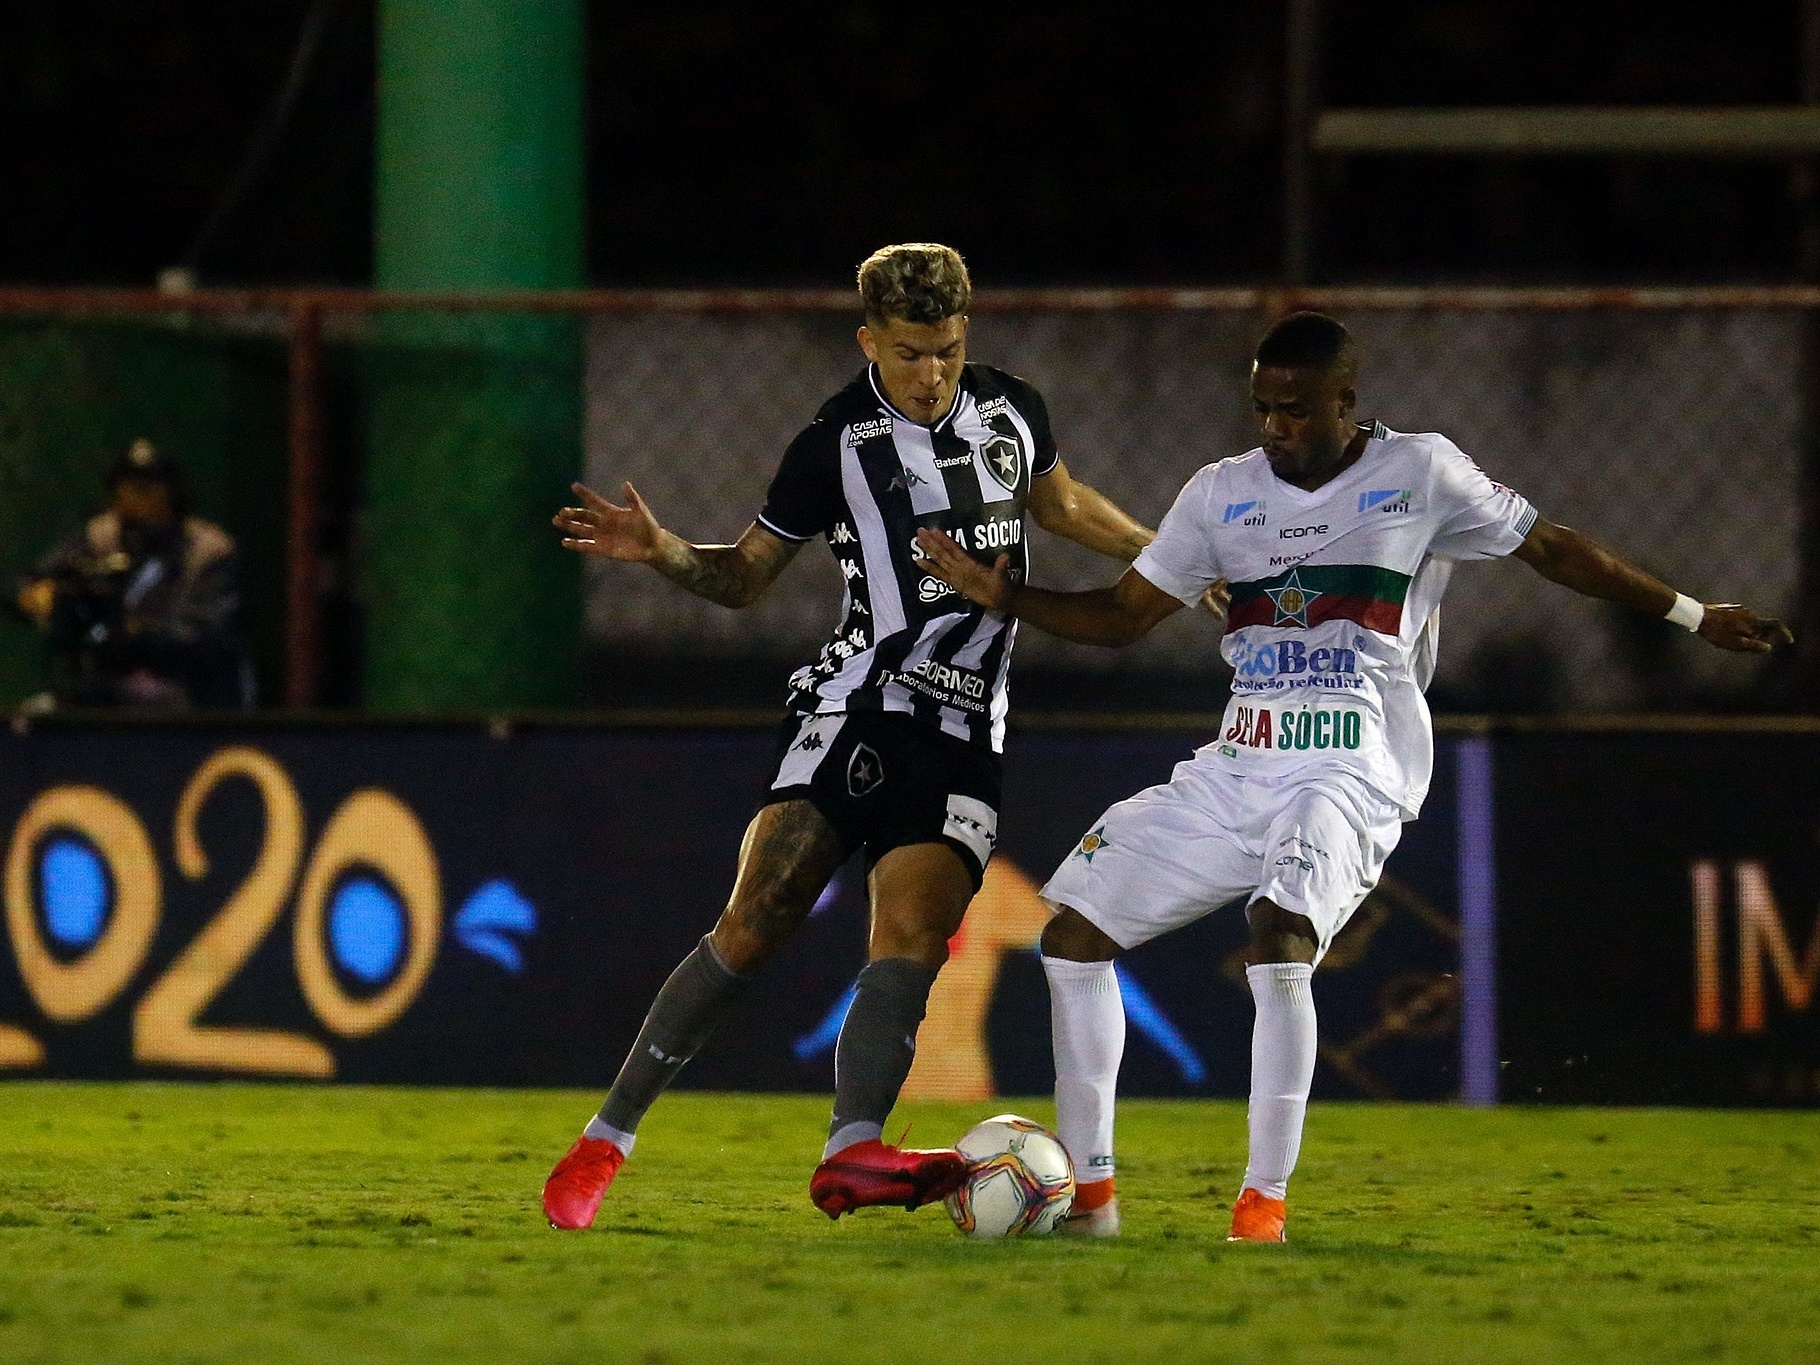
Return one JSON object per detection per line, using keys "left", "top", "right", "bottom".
{"left": 915, "top": 311, "right": 1792, "bottom": 1243}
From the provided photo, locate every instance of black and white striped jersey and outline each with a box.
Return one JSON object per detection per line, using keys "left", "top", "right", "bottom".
{"left": 757, "top": 362, "right": 1059, "bottom": 752}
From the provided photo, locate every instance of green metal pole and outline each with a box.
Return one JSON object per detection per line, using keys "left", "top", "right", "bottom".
{"left": 368, "top": 0, "right": 584, "bottom": 709}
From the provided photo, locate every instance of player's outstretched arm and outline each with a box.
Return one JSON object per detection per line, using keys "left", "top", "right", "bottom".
{"left": 1029, "top": 461, "right": 1229, "bottom": 618}
{"left": 1512, "top": 518, "right": 1793, "bottom": 653}
{"left": 914, "top": 527, "right": 1190, "bottom": 647}
{"left": 1028, "top": 459, "right": 1153, "bottom": 561}
{"left": 554, "top": 481, "right": 801, "bottom": 609}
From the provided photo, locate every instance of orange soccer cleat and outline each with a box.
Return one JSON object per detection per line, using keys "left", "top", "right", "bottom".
{"left": 1227, "top": 1187, "right": 1287, "bottom": 1243}
{"left": 809, "top": 1139, "right": 970, "bottom": 1219}
{"left": 541, "top": 1135, "right": 627, "bottom": 1230}
{"left": 1058, "top": 1177, "right": 1120, "bottom": 1238}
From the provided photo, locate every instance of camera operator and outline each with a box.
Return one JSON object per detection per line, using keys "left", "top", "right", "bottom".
{"left": 13, "top": 440, "right": 249, "bottom": 709}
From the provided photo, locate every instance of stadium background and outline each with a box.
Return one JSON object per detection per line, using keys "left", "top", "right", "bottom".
{"left": 2, "top": 1, "right": 1819, "bottom": 1110}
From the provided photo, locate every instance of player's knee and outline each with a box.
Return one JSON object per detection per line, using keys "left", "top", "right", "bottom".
{"left": 1040, "top": 908, "right": 1120, "bottom": 962}
{"left": 720, "top": 886, "right": 811, "bottom": 955}
{"left": 871, "top": 919, "right": 951, "bottom": 969}
{"left": 1247, "top": 899, "right": 1318, "bottom": 964}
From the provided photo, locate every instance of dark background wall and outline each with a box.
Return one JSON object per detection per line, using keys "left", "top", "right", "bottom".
{"left": 1, "top": 1, "right": 1810, "bottom": 288}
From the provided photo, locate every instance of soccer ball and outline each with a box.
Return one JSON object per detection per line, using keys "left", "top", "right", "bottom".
{"left": 944, "top": 1114, "right": 1076, "bottom": 1237}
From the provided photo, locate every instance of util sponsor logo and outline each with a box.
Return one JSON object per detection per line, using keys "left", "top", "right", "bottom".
{"left": 1359, "top": 488, "right": 1412, "bottom": 514}
{"left": 1222, "top": 500, "right": 1267, "bottom": 527}
{"left": 1232, "top": 638, "right": 1359, "bottom": 681}
{"left": 1223, "top": 704, "right": 1363, "bottom": 752}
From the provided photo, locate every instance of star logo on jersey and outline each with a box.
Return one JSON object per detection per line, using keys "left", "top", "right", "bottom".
{"left": 847, "top": 744, "right": 885, "bottom": 797}
{"left": 1075, "top": 825, "right": 1111, "bottom": 862}
{"left": 1263, "top": 569, "right": 1322, "bottom": 627}
{"left": 981, "top": 432, "right": 1023, "bottom": 493}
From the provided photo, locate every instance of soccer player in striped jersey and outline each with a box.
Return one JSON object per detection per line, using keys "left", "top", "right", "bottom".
{"left": 916, "top": 310, "right": 1791, "bottom": 1242}
{"left": 541, "top": 243, "right": 1165, "bottom": 1228}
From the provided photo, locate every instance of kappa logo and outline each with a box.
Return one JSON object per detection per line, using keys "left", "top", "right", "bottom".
{"left": 1359, "top": 488, "right": 1412, "bottom": 514}
{"left": 847, "top": 743, "right": 885, "bottom": 797}
{"left": 888, "top": 467, "right": 929, "bottom": 493}
{"left": 981, "top": 432, "right": 1023, "bottom": 492}
{"left": 830, "top": 522, "right": 856, "bottom": 544}
{"left": 840, "top": 559, "right": 864, "bottom": 581}
{"left": 794, "top": 730, "right": 826, "bottom": 753}
{"left": 1222, "top": 500, "right": 1267, "bottom": 527}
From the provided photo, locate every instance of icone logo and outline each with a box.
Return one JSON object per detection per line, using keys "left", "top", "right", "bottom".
{"left": 1279, "top": 524, "right": 1327, "bottom": 540}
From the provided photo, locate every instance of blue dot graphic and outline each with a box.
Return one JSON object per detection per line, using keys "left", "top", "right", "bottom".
{"left": 327, "top": 877, "right": 406, "bottom": 985}
{"left": 39, "top": 838, "right": 110, "bottom": 950}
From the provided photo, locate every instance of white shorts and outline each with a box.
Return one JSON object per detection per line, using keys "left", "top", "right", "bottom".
{"left": 1039, "top": 758, "right": 1404, "bottom": 965}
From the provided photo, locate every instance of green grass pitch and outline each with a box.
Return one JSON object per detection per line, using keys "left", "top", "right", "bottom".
{"left": 0, "top": 1085, "right": 1816, "bottom": 1363}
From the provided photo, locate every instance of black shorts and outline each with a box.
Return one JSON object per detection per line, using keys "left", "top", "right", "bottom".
{"left": 762, "top": 711, "right": 1002, "bottom": 889}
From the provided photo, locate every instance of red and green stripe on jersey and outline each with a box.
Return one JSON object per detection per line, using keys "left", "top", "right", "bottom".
{"left": 1225, "top": 563, "right": 1412, "bottom": 635}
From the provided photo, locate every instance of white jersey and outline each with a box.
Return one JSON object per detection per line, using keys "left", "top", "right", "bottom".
{"left": 1132, "top": 421, "right": 1537, "bottom": 818}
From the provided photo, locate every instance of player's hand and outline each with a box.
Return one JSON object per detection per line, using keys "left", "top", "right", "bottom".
{"left": 1697, "top": 604, "right": 1794, "bottom": 654}
{"left": 554, "top": 482, "right": 663, "bottom": 563}
{"left": 913, "top": 528, "right": 1014, "bottom": 613}
{"left": 1198, "top": 578, "right": 1230, "bottom": 622}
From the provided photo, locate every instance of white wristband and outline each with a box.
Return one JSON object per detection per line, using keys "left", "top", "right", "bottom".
{"left": 1666, "top": 593, "right": 1705, "bottom": 632}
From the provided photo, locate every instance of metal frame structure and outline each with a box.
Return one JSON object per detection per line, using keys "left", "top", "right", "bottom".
{"left": 5, "top": 283, "right": 1819, "bottom": 707}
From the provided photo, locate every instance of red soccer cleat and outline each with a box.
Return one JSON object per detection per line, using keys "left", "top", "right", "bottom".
{"left": 809, "top": 1138, "right": 970, "bottom": 1219}
{"left": 1227, "top": 1187, "right": 1288, "bottom": 1243}
{"left": 542, "top": 1135, "right": 626, "bottom": 1230}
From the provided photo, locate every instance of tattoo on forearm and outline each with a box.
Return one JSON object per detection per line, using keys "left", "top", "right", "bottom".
{"left": 658, "top": 545, "right": 756, "bottom": 607}
{"left": 656, "top": 537, "right": 798, "bottom": 608}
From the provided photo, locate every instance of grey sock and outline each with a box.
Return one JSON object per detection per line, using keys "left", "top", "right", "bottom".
{"left": 828, "top": 957, "right": 939, "bottom": 1143}
{"left": 598, "top": 935, "right": 748, "bottom": 1135}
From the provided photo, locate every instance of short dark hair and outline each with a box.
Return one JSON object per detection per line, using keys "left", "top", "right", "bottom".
{"left": 1255, "top": 311, "right": 1355, "bottom": 377}
{"left": 857, "top": 243, "right": 972, "bottom": 326}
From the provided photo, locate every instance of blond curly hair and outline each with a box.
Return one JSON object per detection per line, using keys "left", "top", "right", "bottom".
{"left": 856, "top": 243, "right": 972, "bottom": 325}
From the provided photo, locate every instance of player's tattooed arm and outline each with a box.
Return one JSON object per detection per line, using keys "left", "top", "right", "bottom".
{"left": 914, "top": 528, "right": 1193, "bottom": 647}
{"left": 554, "top": 481, "right": 801, "bottom": 609}
{"left": 1029, "top": 460, "right": 1154, "bottom": 561}
{"left": 1513, "top": 517, "right": 1793, "bottom": 654}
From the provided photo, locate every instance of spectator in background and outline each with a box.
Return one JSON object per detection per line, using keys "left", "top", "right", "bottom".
{"left": 12, "top": 439, "right": 249, "bottom": 709}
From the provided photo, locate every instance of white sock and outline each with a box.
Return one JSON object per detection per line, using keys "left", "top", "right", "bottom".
{"left": 1043, "top": 955, "right": 1125, "bottom": 1187}
{"left": 582, "top": 1116, "right": 636, "bottom": 1156}
{"left": 822, "top": 1121, "right": 883, "bottom": 1160}
{"left": 1242, "top": 961, "right": 1316, "bottom": 1201}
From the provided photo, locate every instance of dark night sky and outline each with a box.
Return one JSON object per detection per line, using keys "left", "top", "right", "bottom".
{"left": 0, "top": 1, "right": 1809, "bottom": 287}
